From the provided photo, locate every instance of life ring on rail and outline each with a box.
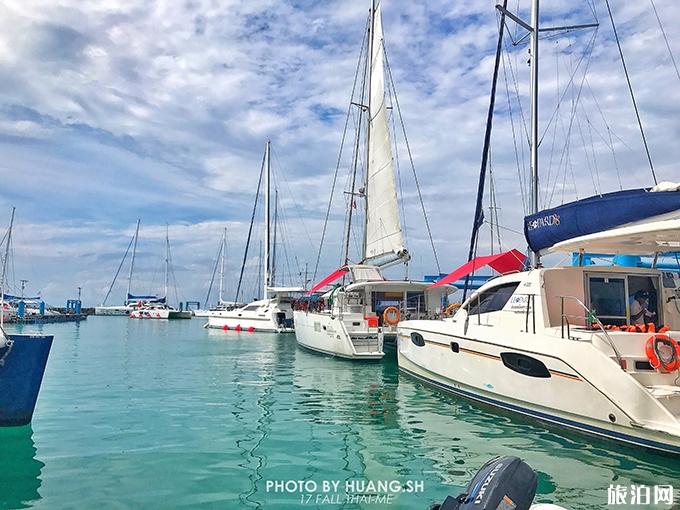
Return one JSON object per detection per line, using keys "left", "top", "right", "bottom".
{"left": 383, "top": 306, "right": 401, "bottom": 326}
{"left": 645, "top": 334, "right": 680, "bottom": 373}
{"left": 444, "top": 303, "right": 461, "bottom": 316}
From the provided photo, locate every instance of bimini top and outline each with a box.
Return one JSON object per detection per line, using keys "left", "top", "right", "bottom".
{"left": 524, "top": 185, "right": 680, "bottom": 253}
{"left": 306, "top": 265, "right": 385, "bottom": 294}
{"left": 429, "top": 249, "right": 526, "bottom": 289}
{"left": 549, "top": 217, "right": 680, "bottom": 255}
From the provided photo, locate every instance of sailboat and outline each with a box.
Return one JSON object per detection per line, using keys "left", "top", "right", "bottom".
{"left": 95, "top": 219, "right": 165, "bottom": 315}
{"left": 130, "top": 225, "right": 191, "bottom": 319}
{"left": 0, "top": 208, "right": 53, "bottom": 426}
{"left": 193, "top": 229, "right": 239, "bottom": 317}
{"left": 205, "top": 141, "right": 303, "bottom": 333}
{"left": 293, "top": 0, "right": 452, "bottom": 360}
{"left": 397, "top": 1, "right": 680, "bottom": 455}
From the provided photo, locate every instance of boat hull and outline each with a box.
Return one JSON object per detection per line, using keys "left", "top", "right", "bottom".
{"left": 94, "top": 306, "right": 130, "bottom": 316}
{"left": 397, "top": 328, "right": 680, "bottom": 456}
{"left": 293, "top": 311, "right": 384, "bottom": 360}
{"left": 0, "top": 334, "right": 53, "bottom": 426}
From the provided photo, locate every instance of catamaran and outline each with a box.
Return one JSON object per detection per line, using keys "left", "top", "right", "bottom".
{"left": 205, "top": 142, "right": 303, "bottom": 333}
{"left": 397, "top": 1, "right": 680, "bottom": 454}
{"left": 130, "top": 225, "right": 191, "bottom": 319}
{"left": 95, "top": 219, "right": 165, "bottom": 315}
{"left": 293, "top": 0, "right": 452, "bottom": 360}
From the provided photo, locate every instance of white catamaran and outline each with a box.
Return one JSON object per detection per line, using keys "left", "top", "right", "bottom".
{"left": 205, "top": 142, "right": 303, "bottom": 333}
{"left": 294, "top": 0, "right": 452, "bottom": 360}
{"left": 397, "top": 1, "right": 680, "bottom": 455}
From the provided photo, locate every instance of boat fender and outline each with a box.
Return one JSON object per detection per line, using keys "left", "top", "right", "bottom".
{"left": 429, "top": 456, "right": 537, "bottom": 510}
{"left": 645, "top": 334, "right": 680, "bottom": 373}
{"left": 383, "top": 306, "right": 401, "bottom": 326}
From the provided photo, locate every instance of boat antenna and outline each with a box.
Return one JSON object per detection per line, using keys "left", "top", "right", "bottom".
{"left": 463, "top": 0, "right": 508, "bottom": 300}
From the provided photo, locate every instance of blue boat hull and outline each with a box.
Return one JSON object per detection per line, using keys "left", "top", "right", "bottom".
{"left": 0, "top": 334, "right": 53, "bottom": 426}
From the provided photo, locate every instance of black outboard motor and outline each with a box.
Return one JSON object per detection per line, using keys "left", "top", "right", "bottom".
{"left": 431, "top": 456, "right": 538, "bottom": 510}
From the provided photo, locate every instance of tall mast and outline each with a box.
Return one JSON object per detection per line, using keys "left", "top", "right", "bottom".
{"left": 529, "top": 0, "right": 540, "bottom": 268}
{"left": 272, "top": 190, "right": 278, "bottom": 286}
{"left": 362, "top": 0, "right": 376, "bottom": 260}
{"left": 263, "top": 140, "right": 271, "bottom": 300}
{"left": 219, "top": 227, "right": 226, "bottom": 303}
{"left": 164, "top": 223, "right": 169, "bottom": 302}
{"left": 0, "top": 207, "right": 15, "bottom": 330}
{"left": 126, "top": 219, "right": 140, "bottom": 299}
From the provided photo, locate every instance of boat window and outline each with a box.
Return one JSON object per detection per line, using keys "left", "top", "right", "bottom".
{"left": 588, "top": 276, "right": 626, "bottom": 325}
{"left": 411, "top": 332, "right": 425, "bottom": 347}
{"left": 500, "top": 352, "right": 551, "bottom": 378}
{"left": 466, "top": 283, "right": 520, "bottom": 315}
{"left": 243, "top": 305, "right": 260, "bottom": 311}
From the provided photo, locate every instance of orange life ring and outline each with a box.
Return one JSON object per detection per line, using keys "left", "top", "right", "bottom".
{"left": 383, "top": 306, "right": 401, "bottom": 326}
{"left": 444, "top": 303, "right": 461, "bottom": 316}
{"left": 645, "top": 334, "right": 680, "bottom": 373}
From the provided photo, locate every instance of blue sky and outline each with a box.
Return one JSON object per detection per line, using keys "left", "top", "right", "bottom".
{"left": 0, "top": 0, "right": 679, "bottom": 306}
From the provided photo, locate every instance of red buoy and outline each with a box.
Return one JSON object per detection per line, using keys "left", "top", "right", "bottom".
{"left": 235, "top": 325, "right": 241, "bottom": 332}
{"left": 247, "top": 326, "right": 255, "bottom": 333}
{"left": 222, "top": 325, "right": 229, "bottom": 331}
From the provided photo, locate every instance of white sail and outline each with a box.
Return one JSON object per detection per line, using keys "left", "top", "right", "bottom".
{"left": 364, "top": 2, "right": 408, "bottom": 267}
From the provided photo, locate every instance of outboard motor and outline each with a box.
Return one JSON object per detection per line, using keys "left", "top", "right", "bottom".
{"left": 431, "top": 456, "right": 538, "bottom": 510}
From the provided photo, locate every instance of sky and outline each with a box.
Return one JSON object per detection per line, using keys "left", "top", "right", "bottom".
{"left": 0, "top": 0, "right": 679, "bottom": 306}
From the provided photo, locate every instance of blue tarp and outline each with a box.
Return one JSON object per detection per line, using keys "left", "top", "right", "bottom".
{"left": 126, "top": 293, "right": 166, "bottom": 304}
{"left": 2, "top": 294, "right": 41, "bottom": 301}
{"left": 524, "top": 188, "right": 680, "bottom": 253}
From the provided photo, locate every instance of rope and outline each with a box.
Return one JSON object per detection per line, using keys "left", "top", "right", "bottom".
{"left": 649, "top": 0, "right": 680, "bottom": 84}
{"left": 604, "top": 0, "right": 657, "bottom": 185}
{"left": 313, "top": 14, "right": 370, "bottom": 282}
{"left": 383, "top": 47, "right": 441, "bottom": 273}
{"left": 101, "top": 230, "right": 135, "bottom": 305}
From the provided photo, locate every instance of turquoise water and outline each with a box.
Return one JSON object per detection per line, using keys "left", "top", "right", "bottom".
{"left": 1, "top": 317, "right": 679, "bottom": 509}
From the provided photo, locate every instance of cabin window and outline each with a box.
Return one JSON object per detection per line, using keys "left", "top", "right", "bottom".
{"left": 500, "top": 352, "right": 551, "bottom": 378}
{"left": 466, "top": 283, "right": 520, "bottom": 315}
{"left": 243, "top": 305, "right": 260, "bottom": 311}
{"left": 586, "top": 274, "right": 661, "bottom": 327}
{"left": 411, "top": 332, "right": 425, "bottom": 347}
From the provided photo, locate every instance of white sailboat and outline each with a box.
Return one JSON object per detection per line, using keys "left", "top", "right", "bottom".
{"left": 130, "top": 225, "right": 191, "bottom": 319}
{"left": 397, "top": 1, "right": 680, "bottom": 455}
{"left": 205, "top": 142, "right": 303, "bottom": 333}
{"left": 294, "top": 0, "right": 452, "bottom": 360}
{"left": 193, "top": 228, "right": 239, "bottom": 317}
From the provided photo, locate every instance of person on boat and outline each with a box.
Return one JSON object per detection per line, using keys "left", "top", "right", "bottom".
{"left": 630, "top": 290, "right": 656, "bottom": 325}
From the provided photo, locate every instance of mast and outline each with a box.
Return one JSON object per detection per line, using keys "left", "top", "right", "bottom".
{"left": 126, "top": 219, "right": 140, "bottom": 300}
{"left": 219, "top": 227, "right": 226, "bottom": 303}
{"left": 263, "top": 141, "right": 271, "bottom": 300}
{"left": 0, "top": 207, "right": 15, "bottom": 330}
{"left": 529, "top": 0, "right": 540, "bottom": 268}
{"left": 164, "top": 223, "right": 169, "bottom": 302}
{"left": 362, "top": 0, "right": 376, "bottom": 260}
{"left": 272, "top": 190, "right": 278, "bottom": 286}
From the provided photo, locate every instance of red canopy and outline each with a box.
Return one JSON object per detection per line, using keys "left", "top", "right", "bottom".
{"left": 307, "top": 267, "right": 349, "bottom": 294}
{"left": 429, "top": 249, "right": 526, "bottom": 289}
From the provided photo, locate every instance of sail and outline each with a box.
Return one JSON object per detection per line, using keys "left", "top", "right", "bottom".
{"left": 363, "top": 3, "right": 408, "bottom": 267}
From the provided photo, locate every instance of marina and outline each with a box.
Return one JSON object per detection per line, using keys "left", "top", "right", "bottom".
{"left": 2, "top": 317, "right": 680, "bottom": 509}
{"left": 2, "top": 0, "right": 680, "bottom": 508}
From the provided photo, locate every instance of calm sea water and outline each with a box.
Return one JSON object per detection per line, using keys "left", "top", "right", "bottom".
{"left": 1, "top": 317, "right": 679, "bottom": 509}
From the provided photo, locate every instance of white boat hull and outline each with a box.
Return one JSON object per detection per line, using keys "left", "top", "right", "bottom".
{"left": 397, "top": 321, "right": 680, "bottom": 456}
{"left": 129, "top": 308, "right": 191, "bottom": 319}
{"left": 205, "top": 298, "right": 295, "bottom": 333}
{"left": 94, "top": 305, "right": 131, "bottom": 316}
{"left": 294, "top": 311, "right": 384, "bottom": 360}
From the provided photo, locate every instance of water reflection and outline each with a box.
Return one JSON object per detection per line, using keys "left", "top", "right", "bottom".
{"left": 0, "top": 426, "right": 43, "bottom": 510}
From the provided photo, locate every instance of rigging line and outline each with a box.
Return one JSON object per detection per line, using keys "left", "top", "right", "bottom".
{"left": 574, "top": 112, "right": 598, "bottom": 194}
{"left": 502, "top": 27, "right": 531, "bottom": 146}
{"left": 501, "top": 45, "right": 528, "bottom": 214}
{"left": 604, "top": 0, "right": 657, "bottom": 185}
{"left": 204, "top": 239, "right": 222, "bottom": 307}
{"left": 383, "top": 47, "right": 441, "bottom": 273}
{"left": 101, "top": 231, "right": 135, "bottom": 305}
{"left": 586, "top": 111, "right": 603, "bottom": 193}
{"left": 649, "top": 0, "right": 680, "bottom": 84}
{"left": 235, "top": 149, "right": 266, "bottom": 303}
{"left": 386, "top": 64, "right": 408, "bottom": 250}
{"left": 538, "top": 28, "right": 598, "bottom": 146}
{"left": 542, "top": 41, "right": 562, "bottom": 210}
{"left": 313, "top": 14, "right": 370, "bottom": 281}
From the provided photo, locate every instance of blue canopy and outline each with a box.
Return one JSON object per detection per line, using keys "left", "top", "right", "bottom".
{"left": 2, "top": 293, "right": 41, "bottom": 301}
{"left": 524, "top": 188, "right": 680, "bottom": 253}
{"left": 126, "top": 293, "right": 166, "bottom": 304}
